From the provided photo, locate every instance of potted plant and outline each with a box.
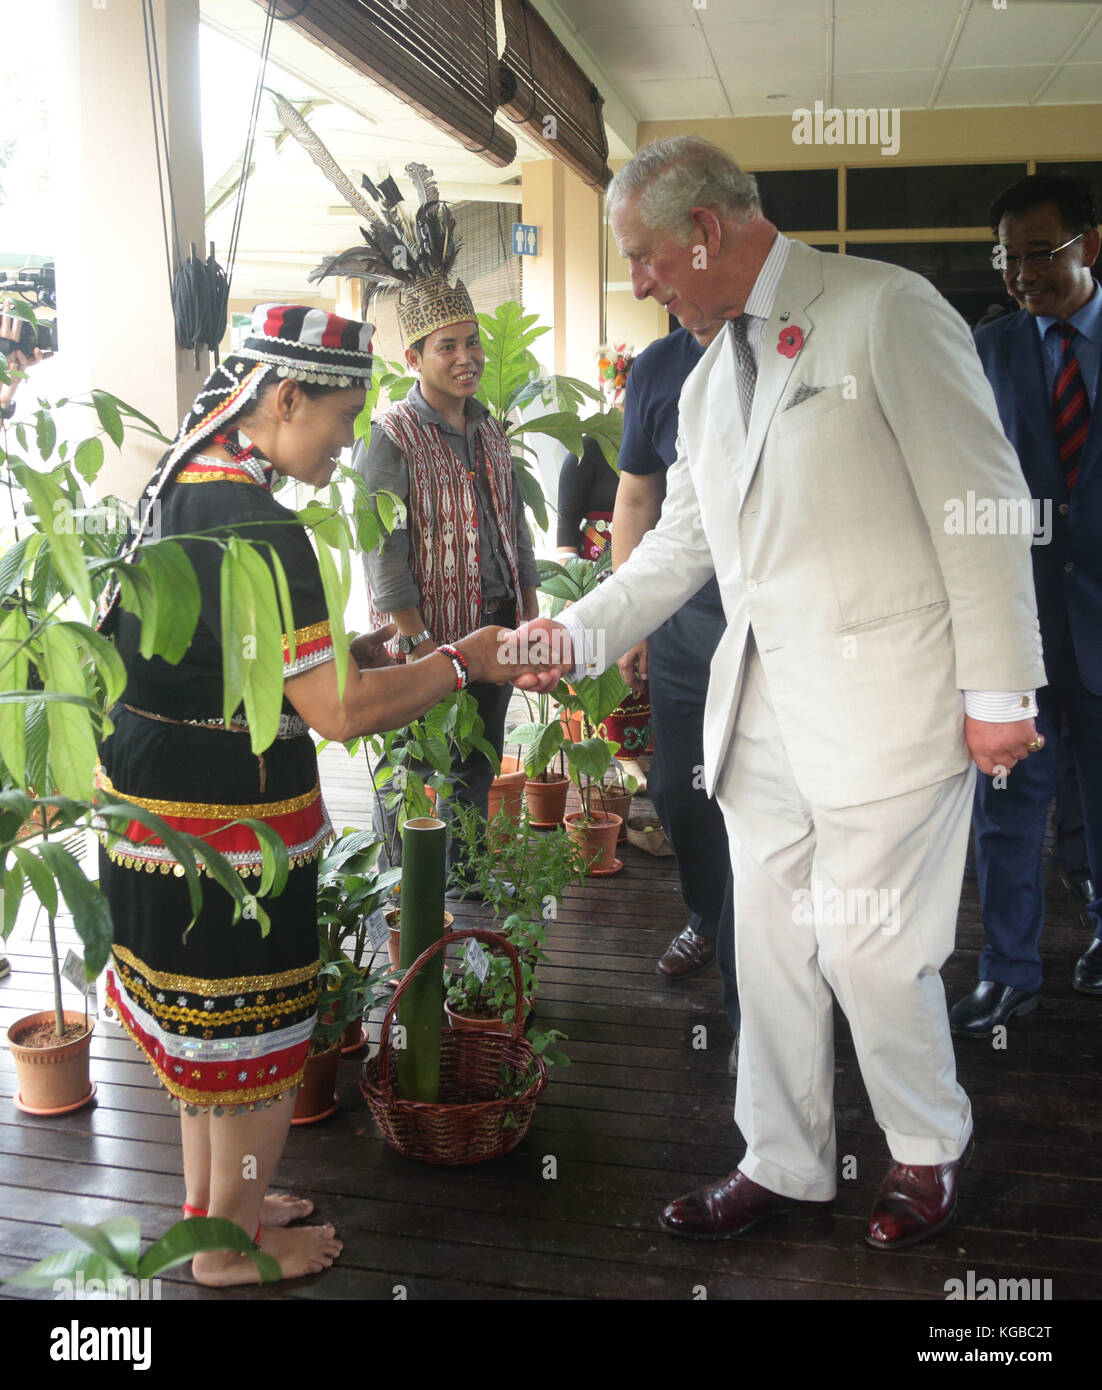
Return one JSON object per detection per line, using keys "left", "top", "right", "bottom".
{"left": 292, "top": 955, "right": 388, "bottom": 1125}
{"left": 316, "top": 828, "right": 402, "bottom": 1049}
{"left": 508, "top": 687, "right": 571, "bottom": 826}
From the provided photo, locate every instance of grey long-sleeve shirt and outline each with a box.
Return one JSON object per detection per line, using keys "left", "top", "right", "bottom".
{"left": 353, "top": 382, "right": 539, "bottom": 615}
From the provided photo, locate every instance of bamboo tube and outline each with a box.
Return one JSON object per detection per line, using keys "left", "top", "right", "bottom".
{"left": 396, "top": 816, "right": 447, "bottom": 1102}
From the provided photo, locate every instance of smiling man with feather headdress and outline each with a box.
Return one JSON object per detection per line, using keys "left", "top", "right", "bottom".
{"left": 284, "top": 106, "right": 540, "bottom": 889}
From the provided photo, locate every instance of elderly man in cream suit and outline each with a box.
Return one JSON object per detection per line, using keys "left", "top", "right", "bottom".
{"left": 514, "top": 138, "right": 1047, "bottom": 1251}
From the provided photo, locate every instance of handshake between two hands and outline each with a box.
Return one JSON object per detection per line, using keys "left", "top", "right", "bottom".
{"left": 350, "top": 617, "right": 572, "bottom": 692}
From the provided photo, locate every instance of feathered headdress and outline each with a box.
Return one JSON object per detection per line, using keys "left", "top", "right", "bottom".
{"left": 271, "top": 93, "right": 475, "bottom": 348}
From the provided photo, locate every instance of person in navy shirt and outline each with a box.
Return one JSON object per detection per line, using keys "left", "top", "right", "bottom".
{"left": 614, "top": 322, "right": 741, "bottom": 1061}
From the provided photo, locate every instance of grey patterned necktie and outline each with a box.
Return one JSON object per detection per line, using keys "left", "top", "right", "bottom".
{"left": 731, "top": 315, "right": 757, "bottom": 426}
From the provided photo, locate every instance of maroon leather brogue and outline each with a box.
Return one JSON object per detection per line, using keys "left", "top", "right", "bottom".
{"left": 865, "top": 1139, "right": 974, "bottom": 1251}
{"left": 656, "top": 924, "right": 716, "bottom": 980}
{"left": 660, "top": 1169, "right": 826, "bottom": 1239}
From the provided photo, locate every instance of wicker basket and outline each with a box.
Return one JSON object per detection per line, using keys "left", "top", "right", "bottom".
{"left": 360, "top": 928, "right": 547, "bottom": 1165}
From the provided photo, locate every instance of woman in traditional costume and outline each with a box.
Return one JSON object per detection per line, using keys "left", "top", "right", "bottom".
{"left": 96, "top": 305, "right": 546, "bottom": 1285}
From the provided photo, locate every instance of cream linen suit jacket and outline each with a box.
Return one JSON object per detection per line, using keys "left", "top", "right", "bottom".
{"left": 568, "top": 239, "right": 1046, "bottom": 809}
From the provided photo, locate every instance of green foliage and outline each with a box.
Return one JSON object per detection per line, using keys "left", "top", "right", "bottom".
{"left": 475, "top": 301, "right": 622, "bottom": 534}
{"left": 312, "top": 954, "right": 390, "bottom": 1054}
{"left": 317, "top": 828, "right": 401, "bottom": 970}
{"left": 363, "top": 690, "right": 496, "bottom": 860}
{"left": 0, "top": 1215, "right": 281, "bottom": 1287}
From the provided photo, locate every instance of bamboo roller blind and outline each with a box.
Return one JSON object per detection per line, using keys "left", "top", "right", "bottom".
{"left": 269, "top": 0, "right": 517, "bottom": 167}
{"left": 498, "top": 0, "right": 610, "bottom": 190}
{"left": 264, "top": 0, "right": 610, "bottom": 188}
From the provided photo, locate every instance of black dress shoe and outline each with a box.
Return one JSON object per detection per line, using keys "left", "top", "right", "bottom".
{"left": 656, "top": 925, "right": 716, "bottom": 980}
{"left": 950, "top": 981, "right": 1037, "bottom": 1036}
{"left": 1073, "top": 938, "right": 1102, "bottom": 994}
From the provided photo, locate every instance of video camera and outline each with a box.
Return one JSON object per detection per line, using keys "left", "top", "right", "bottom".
{"left": 0, "top": 264, "right": 58, "bottom": 356}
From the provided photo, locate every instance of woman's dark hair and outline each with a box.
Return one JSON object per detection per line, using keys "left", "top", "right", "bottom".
{"left": 989, "top": 174, "right": 1099, "bottom": 238}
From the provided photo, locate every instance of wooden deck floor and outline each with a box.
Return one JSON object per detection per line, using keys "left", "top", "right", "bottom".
{"left": 1, "top": 740, "right": 1099, "bottom": 1311}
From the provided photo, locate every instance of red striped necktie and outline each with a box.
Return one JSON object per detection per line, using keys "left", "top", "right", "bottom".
{"left": 1050, "top": 322, "right": 1090, "bottom": 490}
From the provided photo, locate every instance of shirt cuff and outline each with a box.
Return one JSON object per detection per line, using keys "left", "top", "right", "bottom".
{"left": 963, "top": 690, "right": 1038, "bottom": 721}
{"left": 555, "top": 610, "right": 596, "bottom": 681}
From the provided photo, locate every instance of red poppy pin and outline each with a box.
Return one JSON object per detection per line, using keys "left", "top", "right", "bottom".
{"left": 777, "top": 325, "right": 803, "bottom": 358}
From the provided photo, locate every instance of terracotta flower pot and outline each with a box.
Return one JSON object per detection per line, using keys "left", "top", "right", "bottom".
{"left": 488, "top": 757, "right": 527, "bottom": 845}
{"left": 593, "top": 784, "right": 633, "bottom": 842}
{"left": 444, "top": 1000, "right": 530, "bottom": 1034}
{"left": 291, "top": 1041, "right": 342, "bottom": 1125}
{"left": 558, "top": 708, "right": 584, "bottom": 745}
{"left": 7, "top": 1011, "right": 95, "bottom": 1115}
{"left": 340, "top": 1018, "right": 367, "bottom": 1056}
{"left": 563, "top": 810, "right": 623, "bottom": 874}
{"left": 386, "top": 908, "right": 453, "bottom": 971}
{"left": 523, "top": 774, "right": 570, "bottom": 827}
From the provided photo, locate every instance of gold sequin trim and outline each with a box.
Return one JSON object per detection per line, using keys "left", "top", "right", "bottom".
{"left": 175, "top": 469, "right": 264, "bottom": 485}
{"left": 111, "top": 1000, "right": 305, "bottom": 1105}
{"left": 118, "top": 971, "right": 318, "bottom": 1027}
{"left": 282, "top": 620, "right": 331, "bottom": 651}
{"left": 98, "top": 833, "right": 332, "bottom": 877}
{"left": 111, "top": 942, "right": 320, "bottom": 995}
{"left": 95, "top": 764, "right": 321, "bottom": 819}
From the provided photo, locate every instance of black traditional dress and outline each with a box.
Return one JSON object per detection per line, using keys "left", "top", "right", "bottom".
{"left": 97, "top": 452, "right": 335, "bottom": 1111}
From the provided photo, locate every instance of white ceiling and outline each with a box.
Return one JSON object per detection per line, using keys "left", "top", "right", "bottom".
{"left": 197, "top": 0, "right": 1102, "bottom": 301}
{"left": 550, "top": 0, "right": 1102, "bottom": 120}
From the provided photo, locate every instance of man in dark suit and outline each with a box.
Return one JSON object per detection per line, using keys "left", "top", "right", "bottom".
{"left": 952, "top": 174, "right": 1102, "bottom": 1035}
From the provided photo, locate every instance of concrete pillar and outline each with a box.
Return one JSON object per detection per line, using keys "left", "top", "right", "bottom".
{"left": 520, "top": 159, "right": 602, "bottom": 380}
{"left": 53, "top": 0, "right": 207, "bottom": 500}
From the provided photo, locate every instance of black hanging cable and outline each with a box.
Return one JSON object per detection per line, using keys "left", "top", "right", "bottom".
{"left": 142, "top": 0, "right": 277, "bottom": 363}
{"left": 226, "top": 0, "right": 278, "bottom": 295}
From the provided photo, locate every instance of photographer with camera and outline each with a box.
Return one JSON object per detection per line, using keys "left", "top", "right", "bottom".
{"left": 0, "top": 304, "right": 54, "bottom": 420}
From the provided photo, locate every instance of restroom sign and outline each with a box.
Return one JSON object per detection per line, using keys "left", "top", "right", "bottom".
{"left": 512, "top": 223, "right": 539, "bottom": 256}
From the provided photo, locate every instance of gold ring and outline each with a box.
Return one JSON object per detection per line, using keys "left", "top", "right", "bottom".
{"left": 1027, "top": 737, "right": 1044, "bottom": 752}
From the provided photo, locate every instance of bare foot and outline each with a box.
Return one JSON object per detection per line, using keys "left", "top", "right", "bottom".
{"left": 262, "top": 1193, "right": 314, "bottom": 1226}
{"left": 192, "top": 1223, "right": 342, "bottom": 1287}
{"left": 184, "top": 1192, "right": 315, "bottom": 1226}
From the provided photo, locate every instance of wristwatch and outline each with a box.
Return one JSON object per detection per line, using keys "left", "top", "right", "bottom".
{"left": 397, "top": 629, "right": 432, "bottom": 655}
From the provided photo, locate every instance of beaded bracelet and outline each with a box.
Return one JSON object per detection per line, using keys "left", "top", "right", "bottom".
{"left": 435, "top": 643, "right": 469, "bottom": 692}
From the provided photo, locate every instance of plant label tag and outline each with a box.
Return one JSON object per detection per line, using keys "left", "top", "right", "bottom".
{"left": 62, "top": 949, "right": 91, "bottom": 995}
{"left": 466, "top": 939, "right": 490, "bottom": 983}
{"left": 367, "top": 909, "right": 390, "bottom": 950}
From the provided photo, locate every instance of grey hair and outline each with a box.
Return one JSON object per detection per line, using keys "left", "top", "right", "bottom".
{"left": 607, "top": 138, "right": 761, "bottom": 242}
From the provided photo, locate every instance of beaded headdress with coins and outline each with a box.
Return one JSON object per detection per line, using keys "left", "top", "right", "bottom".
{"left": 95, "top": 302, "right": 373, "bottom": 631}
{"left": 268, "top": 93, "right": 476, "bottom": 349}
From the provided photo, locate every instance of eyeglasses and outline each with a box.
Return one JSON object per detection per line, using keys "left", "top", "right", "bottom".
{"left": 991, "top": 232, "right": 1085, "bottom": 274}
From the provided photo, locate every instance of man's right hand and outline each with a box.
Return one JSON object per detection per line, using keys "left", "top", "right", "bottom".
{"left": 455, "top": 619, "right": 569, "bottom": 689}
{"left": 618, "top": 639, "right": 648, "bottom": 694}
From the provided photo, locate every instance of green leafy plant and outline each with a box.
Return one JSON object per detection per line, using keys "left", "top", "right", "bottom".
{"left": 316, "top": 828, "right": 401, "bottom": 971}
{"left": 0, "top": 1214, "right": 280, "bottom": 1289}
{"left": 475, "top": 301, "right": 622, "bottom": 533}
{"left": 312, "top": 955, "right": 390, "bottom": 1055}
{"left": 448, "top": 798, "right": 584, "bottom": 924}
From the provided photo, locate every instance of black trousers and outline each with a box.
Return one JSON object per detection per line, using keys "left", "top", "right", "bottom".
{"left": 373, "top": 600, "right": 514, "bottom": 875}
{"left": 648, "top": 591, "right": 740, "bottom": 1031}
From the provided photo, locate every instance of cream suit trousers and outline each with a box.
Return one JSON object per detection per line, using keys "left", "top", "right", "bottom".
{"left": 716, "top": 638, "right": 974, "bottom": 1201}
